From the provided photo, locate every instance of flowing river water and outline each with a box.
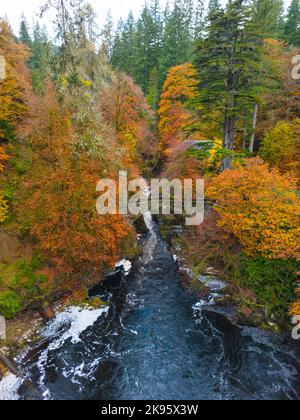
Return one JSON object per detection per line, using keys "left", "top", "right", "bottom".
{"left": 1, "top": 211, "right": 300, "bottom": 400}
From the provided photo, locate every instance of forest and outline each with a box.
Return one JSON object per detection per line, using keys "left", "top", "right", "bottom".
{"left": 0, "top": 0, "right": 299, "bottom": 344}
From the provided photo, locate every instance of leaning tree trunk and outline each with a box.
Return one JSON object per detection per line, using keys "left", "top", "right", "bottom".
{"left": 0, "top": 349, "right": 42, "bottom": 398}
{"left": 0, "top": 350, "right": 22, "bottom": 377}
{"left": 249, "top": 104, "right": 258, "bottom": 154}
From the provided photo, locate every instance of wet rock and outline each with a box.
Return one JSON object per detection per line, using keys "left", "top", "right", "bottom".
{"left": 214, "top": 295, "right": 232, "bottom": 306}
{"left": 39, "top": 306, "right": 55, "bottom": 321}
{"left": 133, "top": 216, "right": 148, "bottom": 235}
{"left": 198, "top": 275, "right": 226, "bottom": 292}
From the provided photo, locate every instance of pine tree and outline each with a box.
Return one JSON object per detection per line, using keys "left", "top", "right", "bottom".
{"left": 79, "top": 2, "right": 99, "bottom": 44}
{"left": 207, "top": 0, "right": 222, "bottom": 17}
{"left": 147, "top": 67, "right": 160, "bottom": 110}
{"left": 30, "top": 23, "right": 52, "bottom": 92}
{"left": 110, "top": 0, "right": 204, "bottom": 92}
{"left": 194, "top": 0, "right": 205, "bottom": 39}
{"left": 135, "top": 4, "right": 162, "bottom": 92}
{"left": 101, "top": 11, "right": 114, "bottom": 58}
{"left": 195, "top": 0, "right": 263, "bottom": 170}
{"left": 252, "top": 0, "right": 284, "bottom": 37}
{"left": 160, "top": 0, "right": 193, "bottom": 83}
{"left": 19, "top": 15, "right": 32, "bottom": 47}
{"left": 111, "top": 13, "right": 138, "bottom": 80}
{"left": 284, "top": 0, "right": 300, "bottom": 46}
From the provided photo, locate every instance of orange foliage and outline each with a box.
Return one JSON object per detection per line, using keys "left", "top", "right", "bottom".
{"left": 99, "top": 73, "right": 155, "bottom": 176}
{"left": 207, "top": 158, "right": 300, "bottom": 260}
{"left": 162, "top": 142, "right": 202, "bottom": 181}
{"left": 18, "top": 85, "right": 135, "bottom": 279}
{"left": 0, "top": 146, "right": 8, "bottom": 172}
{"left": 0, "top": 20, "right": 30, "bottom": 137}
{"left": 25, "top": 162, "right": 134, "bottom": 278}
{"left": 158, "top": 63, "right": 200, "bottom": 155}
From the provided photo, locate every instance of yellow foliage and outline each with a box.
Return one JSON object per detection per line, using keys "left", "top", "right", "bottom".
{"left": 158, "top": 63, "right": 199, "bottom": 152}
{"left": 259, "top": 119, "right": 300, "bottom": 180}
{"left": 208, "top": 137, "right": 223, "bottom": 163}
{"left": 0, "top": 146, "right": 8, "bottom": 172}
{"left": 208, "top": 158, "right": 300, "bottom": 260}
{"left": 0, "top": 190, "right": 8, "bottom": 223}
{"left": 290, "top": 289, "right": 300, "bottom": 316}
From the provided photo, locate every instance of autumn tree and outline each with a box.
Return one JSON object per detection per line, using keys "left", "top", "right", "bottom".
{"left": 259, "top": 120, "right": 300, "bottom": 179}
{"left": 0, "top": 20, "right": 30, "bottom": 139}
{"left": 99, "top": 73, "right": 156, "bottom": 174}
{"left": 17, "top": 84, "right": 136, "bottom": 280}
{"left": 257, "top": 40, "right": 300, "bottom": 137}
{"left": 207, "top": 158, "right": 300, "bottom": 260}
{"left": 0, "top": 20, "right": 30, "bottom": 225}
{"left": 158, "top": 63, "right": 199, "bottom": 156}
{"left": 0, "top": 146, "right": 8, "bottom": 223}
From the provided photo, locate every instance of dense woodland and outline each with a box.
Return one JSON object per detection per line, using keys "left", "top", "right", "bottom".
{"left": 0, "top": 0, "right": 299, "bottom": 328}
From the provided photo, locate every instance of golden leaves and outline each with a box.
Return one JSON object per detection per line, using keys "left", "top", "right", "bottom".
{"left": 158, "top": 63, "right": 199, "bottom": 152}
{"left": 0, "top": 20, "right": 30, "bottom": 135}
{"left": 0, "top": 145, "right": 8, "bottom": 172}
{"left": 207, "top": 158, "right": 300, "bottom": 261}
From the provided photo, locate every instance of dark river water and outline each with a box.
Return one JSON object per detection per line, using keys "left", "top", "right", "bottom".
{"left": 3, "top": 212, "right": 300, "bottom": 400}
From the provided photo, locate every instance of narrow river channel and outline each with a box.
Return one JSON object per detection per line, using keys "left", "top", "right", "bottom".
{"left": 1, "top": 211, "right": 300, "bottom": 400}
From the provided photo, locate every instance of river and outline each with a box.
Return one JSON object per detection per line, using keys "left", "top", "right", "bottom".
{"left": 0, "top": 211, "right": 300, "bottom": 400}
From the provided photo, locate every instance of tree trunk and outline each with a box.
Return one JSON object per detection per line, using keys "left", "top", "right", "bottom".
{"left": 242, "top": 125, "right": 248, "bottom": 150}
{"left": 221, "top": 156, "right": 233, "bottom": 171}
{"left": 0, "top": 350, "right": 42, "bottom": 398}
{"left": 0, "top": 350, "right": 22, "bottom": 377}
{"left": 249, "top": 104, "right": 258, "bottom": 153}
{"left": 222, "top": 113, "right": 236, "bottom": 171}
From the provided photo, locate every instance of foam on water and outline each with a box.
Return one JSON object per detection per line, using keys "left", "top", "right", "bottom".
{"left": 115, "top": 260, "right": 132, "bottom": 276}
{"left": 198, "top": 275, "right": 226, "bottom": 292}
{"left": 34, "top": 306, "right": 109, "bottom": 399}
{"left": 41, "top": 306, "right": 109, "bottom": 345}
{"left": 0, "top": 374, "right": 22, "bottom": 401}
{"left": 143, "top": 211, "right": 154, "bottom": 232}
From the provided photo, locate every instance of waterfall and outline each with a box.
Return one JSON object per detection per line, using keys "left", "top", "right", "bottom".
{"left": 141, "top": 179, "right": 156, "bottom": 235}
{"left": 143, "top": 211, "right": 155, "bottom": 233}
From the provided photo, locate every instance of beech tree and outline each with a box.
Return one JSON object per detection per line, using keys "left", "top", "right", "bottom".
{"left": 158, "top": 63, "right": 199, "bottom": 155}
{"left": 99, "top": 73, "right": 155, "bottom": 174}
{"left": 259, "top": 120, "right": 300, "bottom": 178}
{"left": 17, "top": 84, "right": 136, "bottom": 279}
{"left": 256, "top": 39, "right": 300, "bottom": 141}
{"left": 208, "top": 158, "right": 300, "bottom": 260}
